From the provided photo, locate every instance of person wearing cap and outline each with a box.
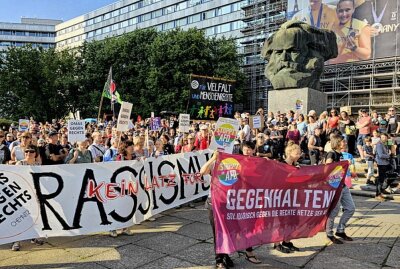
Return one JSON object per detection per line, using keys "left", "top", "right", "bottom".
{"left": 194, "top": 124, "right": 211, "bottom": 150}
{"left": 5, "top": 132, "right": 14, "bottom": 147}
{"left": 356, "top": 109, "right": 371, "bottom": 161}
{"left": 44, "top": 131, "right": 68, "bottom": 165}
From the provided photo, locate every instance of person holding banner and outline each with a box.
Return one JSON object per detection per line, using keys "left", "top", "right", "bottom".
{"left": 0, "top": 130, "right": 11, "bottom": 164}
{"left": 88, "top": 132, "right": 106, "bottom": 162}
{"left": 116, "top": 140, "right": 135, "bottom": 161}
{"left": 273, "top": 141, "right": 302, "bottom": 253}
{"left": 103, "top": 137, "right": 119, "bottom": 162}
{"left": 200, "top": 142, "right": 262, "bottom": 268}
{"left": 10, "top": 132, "right": 36, "bottom": 165}
{"left": 65, "top": 140, "right": 93, "bottom": 164}
{"left": 160, "top": 134, "right": 175, "bottom": 155}
{"left": 325, "top": 134, "right": 355, "bottom": 244}
{"left": 11, "top": 144, "right": 44, "bottom": 251}
{"left": 195, "top": 125, "right": 211, "bottom": 150}
{"left": 133, "top": 136, "right": 150, "bottom": 159}
{"left": 181, "top": 134, "right": 197, "bottom": 153}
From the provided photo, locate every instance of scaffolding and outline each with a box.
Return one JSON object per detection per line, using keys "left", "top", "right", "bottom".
{"left": 321, "top": 56, "right": 400, "bottom": 114}
{"left": 241, "top": 0, "right": 399, "bottom": 115}
{"left": 240, "top": 0, "right": 287, "bottom": 113}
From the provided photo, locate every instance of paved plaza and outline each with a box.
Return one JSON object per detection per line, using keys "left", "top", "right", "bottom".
{"left": 0, "top": 191, "right": 400, "bottom": 269}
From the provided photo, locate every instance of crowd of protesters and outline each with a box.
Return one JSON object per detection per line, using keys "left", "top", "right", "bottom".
{"left": 0, "top": 106, "right": 399, "bottom": 267}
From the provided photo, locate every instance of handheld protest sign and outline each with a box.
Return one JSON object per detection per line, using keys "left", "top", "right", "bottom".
{"left": 209, "top": 117, "right": 239, "bottom": 154}
{"left": 251, "top": 115, "right": 263, "bottom": 129}
{"left": 150, "top": 117, "right": 161, "bottom": 131}
{"left": 117, "top": 102, "right": 133, "bottom": 132}
{"left": 178, "top": 114, "right": 190, "bottom": 133}
{"left": 67, "top": 120, "right": 85, "bottom": 144}
{"left": 18, "top": 119, "right": 30, "bottom": 132}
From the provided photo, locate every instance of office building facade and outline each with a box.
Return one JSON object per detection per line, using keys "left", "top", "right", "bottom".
{"left": 0, "top": 18, "right": 60, "bottom": 51}
{"left": 55, "top": 0, "right": 247, "bottom": 50}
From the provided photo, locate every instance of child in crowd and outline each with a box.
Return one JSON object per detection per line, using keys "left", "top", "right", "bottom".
{"left": 363, "top": 137, "right": 375, "bottom": 185}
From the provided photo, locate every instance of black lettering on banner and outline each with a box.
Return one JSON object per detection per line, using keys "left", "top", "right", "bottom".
{"left": 109, "top": 166, "right": 138, "bottom": 223}
{"left": 31, "top": 172, "right": 74, "bottom": 230}
{"left": 156, "top": 160, "right": 178, "bottom": 205}
{"left": 147, "top": 161, "right": 158, "bottom": 210}
{"left": 73, "top": 169, "right": 112, "bottom": 228}
{"left": 0, "top": 173, "right": 9, "bottom": 185}
{"left": 138, "top": 166, "right": 150, "bottom": 215}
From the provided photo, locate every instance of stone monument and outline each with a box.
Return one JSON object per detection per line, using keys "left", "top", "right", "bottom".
{"left": 262, "top": 20, "right": 338, "bottom": 114}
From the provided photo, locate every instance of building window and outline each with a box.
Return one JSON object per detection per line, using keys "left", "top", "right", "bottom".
{"left": 188, "top": 0, "right": 201, "bottom": 6}
{"left": 112, "top": 9, "right": 120, "bottom": 17}
{"left": 176, "top": 17, "right": 187, "bottom": 27}
{"left": 87, "top": 31, "right": 94, "bottom": 38}
{"left": 95, "top": 29, "right": 102, "bottom": 36}
{"left": 121, "top": 20, "right": 129, "bottom": 28}
{"left": 205, "top": 27, "right": 215, "bottom": 36}
{"left": 86, "top": 19, "right": 94, "bottom": 26}
{"left": 152, "top": 9, "right": 163, "bottom": 19}
{"left": 142, "top": 13, "right": 151, "bottom": 21}
{"left": 103, "top": 26, "right": 111, "bottom": 33}
{"left": 112, "top": 23, "right": 120, "bottom": 31}
{"left": 121, "top": 6, "right": 129, "bottom": 14}
{"left": 216, "top": 5, "right": 231, "bottom": 16}
{"left": 204, "top": 10, "right": 215, "bottom": 19}
{"left": 188, "top": 14, "right": 201, "bottom": 24}
{"left": 163, "top": 21, "right": 175, "bottom": 31}
{"left": 130, "top": 17, "right": 138, "bottom": 25}
{"left": 94, "top": 16, "right": 102, "bottom": 24}
{"left": 176, "top": 1, "right": 188, "bottom": 11}
{"left": 164, "top": 5, "right": 176, "bottom": 14}
{"left": 103, "top": 12, "right": 111, "bottom": 20}
{"left": 143, "top": 0, "right": 152, "bottom": 6}
{"left": 129, "top": 4, "right": 136, "bottom": 11}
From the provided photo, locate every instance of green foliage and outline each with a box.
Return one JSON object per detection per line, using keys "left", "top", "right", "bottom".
{"left": 0, "top": 118, "right": 16, "bottom": 131}
{"left": 0, "top": 28, "right": 245, "bottom": 120}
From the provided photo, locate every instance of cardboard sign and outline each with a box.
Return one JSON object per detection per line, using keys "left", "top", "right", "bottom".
{"left": 178, "top": 114, "right": 190, "bottom": 133}
{"left": 18, "top": 119, "right": 30, "bottom": 132}
{"left": 340, "top": 106, "right": 352, "bottom": 115}
{"left": 67, "top": 120, "right": 85, "bottom": 144}
{"left": 209, "top": 117, "right": 240, "bottom": 154}
{"left": 117, "top": 102, "right": 133, "bottom": 132}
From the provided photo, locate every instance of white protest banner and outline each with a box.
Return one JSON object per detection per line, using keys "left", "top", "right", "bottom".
{"left": 117, "top": 101, "right": 133, "bottom": 132}
{"left": 18, "top": 119, "right": 30, "bottom": 132}
{"left": 209, "top": 117, "right": 239, "bottom": 154}
{"left": 178, "top": 114, "right": 190, "bottom": 133}
{"left": 67, "top": 120, "right": 85, "bottom": 144}
{"left": 0, "top": 150, "right": 212, "bottom": 246}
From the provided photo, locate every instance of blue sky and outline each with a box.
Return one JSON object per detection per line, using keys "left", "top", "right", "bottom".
{"left": 0, "top": 0, "right": 119, "bottom": 23}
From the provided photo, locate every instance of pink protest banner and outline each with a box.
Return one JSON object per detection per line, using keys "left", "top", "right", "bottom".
{"left": 211, "top": 152, "right": 349, "bottom": 254}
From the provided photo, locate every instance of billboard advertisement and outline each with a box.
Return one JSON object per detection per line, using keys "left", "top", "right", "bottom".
{"left": 287, "top": 0, "right": 400, "bottom": 64}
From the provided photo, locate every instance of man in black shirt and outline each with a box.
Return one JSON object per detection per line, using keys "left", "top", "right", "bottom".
{"left": 44, "top": 131, "right": 68, "bottom": 165}
{"left": 387, "top": 106, "right": 400, "bottom": 135}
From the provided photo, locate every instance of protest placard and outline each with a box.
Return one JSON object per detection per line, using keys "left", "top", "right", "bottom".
{"left": 67, "top": 120, "right": 85, "bottom": 144}
{"left": 18, "top": 119, "right": 30, "bottom": 132}
{"left": 150, "top": 117, "right": 161, "bottom": 131}
{"left": 188, "top": 75, "right": 235, "bottom": 121}
{"left": 178, "top": 114, "right": 190, "bottom": 133}
{"left": 209, "top": 117, "right": 239, "bottom": 154}
{"left": 116, "top": 102, "right": 133, "bottom": 132}
{"left": 251, "top": 115, "right": 262, "bottom": 129}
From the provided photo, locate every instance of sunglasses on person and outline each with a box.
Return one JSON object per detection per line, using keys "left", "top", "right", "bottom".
{"left": 25, "top": 149, "right": 36, "bottom": 153}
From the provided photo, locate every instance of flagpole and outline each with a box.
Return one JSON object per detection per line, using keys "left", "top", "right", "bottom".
{"left": 97, "top": 91, "right": 104, "bottom": 123}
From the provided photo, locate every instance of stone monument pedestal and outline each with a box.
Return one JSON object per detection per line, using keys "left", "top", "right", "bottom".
{"left": 268, "top": 88, "right": 327, "bottom": 115}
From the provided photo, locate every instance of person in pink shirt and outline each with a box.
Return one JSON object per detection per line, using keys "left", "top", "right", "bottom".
{"left": 356, "top": 109, "right": 371, "bottom": 161}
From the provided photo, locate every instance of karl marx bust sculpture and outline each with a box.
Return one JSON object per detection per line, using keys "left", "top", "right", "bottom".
{"left": 261, "top": 21, "right": 338, "bottom": 90}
